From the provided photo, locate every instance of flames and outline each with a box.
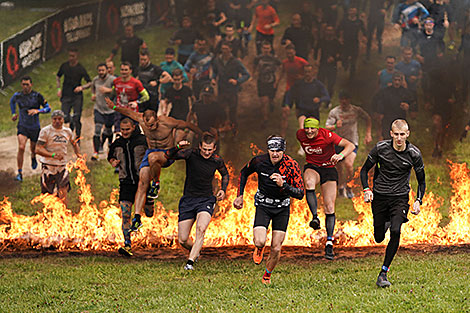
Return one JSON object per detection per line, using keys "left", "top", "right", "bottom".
{"left": 1, "top": 158, "right": 469, "bottom": 251}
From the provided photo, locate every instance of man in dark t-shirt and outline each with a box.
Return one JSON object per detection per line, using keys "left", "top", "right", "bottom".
{"left": 338, "top": 7, "right": 366, "bottom": 79}
{"left": 166, "top": 133, "right": 229, "bottom": 271}
{"left": 56, "top": 48, "right": 91, "bottom": 139}
{"left": 361, "top": 119, "right": 425, "bottom": 288}
{"left": 107, "top": 25, "right": 147, "bottom": 71}
{"left": 317, "top": 25, "right": 342, "bottom": 98}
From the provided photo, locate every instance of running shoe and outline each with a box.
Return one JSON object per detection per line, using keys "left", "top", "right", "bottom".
{"left": 147, "top": 180, "right": 160, "bottom": 199}
{"left": 262, "top": 273, "right": 271, "bottom": 285}
{"left": 253, "top": 246, "right": 265, "bottom": 265}
{"left": 118, "top": 245, "right": 133, "bottom": 257}
{"left": 31, "top": 157, "right": 38, "bottom": 170}
{"left": 309, "top": 216, "right": 321, "bottom": 230}
{"left": 184, "top": 264, "right": 194, "bottom": 271}
{"left": 345, "top": 187, "right": 354, "bottom": 199}
{"left": 325, "top": 243, "right": 334, "bottom": 260}
{"left": 376, "top": 272, "right": 391, "bottom": 288}
{"left": 91, "top": 153, "right": 99, "bottom": 161}
{"left": 130, "top": 217, "right": 143, "bottom": 232}
{"left": 15, "top": 172, "right": 23, "bottom": 182}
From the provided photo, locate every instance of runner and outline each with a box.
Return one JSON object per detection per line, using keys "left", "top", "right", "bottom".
{"left": 360, "top": 119, "right": 425, "bottom": 287}
{"left": 91, "top": 63, "right": 115, "bottom": 160}
{"left": 233, "top": 135, "right": 304, "bottom": 284}
{"left": 105, "top": 97, "right": 202, "bottom": 231}
{"left": 107, "top": 24, "right": 147, "bottom": 71}
{"left": 325, "top": 91, "right": 372, "bottom": 199}
{"left": 297, "top": 117, "right": 355, "bottom": 260}
{"left": 108, "top": 118, "right": 152, "bottom": 256}
{"left": 10, "top": 76, "right": 51, "bottom": 181}
{"left": 166, "top": 134, "right": 229, "bottom": 270}
{"left": 112, "top": 62, "right": 150, "bottom": 112}
{"left": 34, "top": 110, "right": 81, "bottom": 204}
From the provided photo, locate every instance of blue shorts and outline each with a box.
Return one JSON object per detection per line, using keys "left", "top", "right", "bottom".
{"left": 139, "top": 148, "right": 175, "bottom": 169}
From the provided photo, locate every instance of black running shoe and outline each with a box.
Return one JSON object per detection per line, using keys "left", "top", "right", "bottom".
{"left": 376, "top": 272, "right": 391, "bottom": 288}
{"left": 118, "top": 245, "right": 133, "bottom": 257}
{"left": 309, "top": 216, "right": 321, "bottom": 230}
{"left": 130, "top": 217, "right": 142, "bottom": 232}
{"left": 325, "top": 244, "right": 334, "bottom": 260}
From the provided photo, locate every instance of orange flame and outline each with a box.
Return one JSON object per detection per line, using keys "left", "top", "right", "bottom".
{"left": 1, "top": 159, "right": 469, "bottom": 251}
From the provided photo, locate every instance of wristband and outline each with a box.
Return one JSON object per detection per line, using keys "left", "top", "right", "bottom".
{"left": 339, "top": 152, "right": 345, "bottom": 158}
{"left": 363, "top": 187, "right": 370, "bottom": 192}
{"left": 52, "top": 153, "right": 56, "bottom": 158}
{"left": 176, "top": 144, "right": 180, "bottom": 149}
{"left": 113, "top": 105, "right": 117, "bottom": 110}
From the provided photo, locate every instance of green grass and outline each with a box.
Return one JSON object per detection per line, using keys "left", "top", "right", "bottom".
{"left": 0, "top": 253, "right": 468, "bottom": 312}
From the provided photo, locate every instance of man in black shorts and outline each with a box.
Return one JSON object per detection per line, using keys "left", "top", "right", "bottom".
{"left": 108, "top": 118, "right": 153, "bottom": 256}
{"left": 360, "top": 119, "right": 425, "bottom": 287}
{"left": 166, "top": 133, "right": 229, "bottom": 270}
{"left": 253, "top": 41, "right": 281, "bottom": 125}
{"left": 233, "top": 135, "right": 304, "bottom": 284}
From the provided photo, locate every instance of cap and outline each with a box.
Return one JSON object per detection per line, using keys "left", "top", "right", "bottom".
{"left": 51, "top": 110, "right": 65, "bottom": 118}
{"left": 304, "top": 117, "right": 319, "bottom": 129}
{"left": 165, "top": 47, "right": 175, "bottom": 55}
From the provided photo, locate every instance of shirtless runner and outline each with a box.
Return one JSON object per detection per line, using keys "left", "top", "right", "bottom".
{"left": 105, "top": 97, "right": 202, "bottom": 231}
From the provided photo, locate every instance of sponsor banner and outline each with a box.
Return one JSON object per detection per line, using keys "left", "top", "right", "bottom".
{"left": 148, "top": 0, "right": 170, "bottom": 25}
{"left": 45, "top": 3, "right": 98, "bottom": 59}
{"left": 1, "top": 20, "right": 45, "bottom": 87}
{"left": 98, "top": 0, "right": 148, "bottom": 38}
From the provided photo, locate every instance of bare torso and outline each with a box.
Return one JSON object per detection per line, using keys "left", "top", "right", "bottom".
{"left": 140, "top": 116, "right": 177, "bottom": 149}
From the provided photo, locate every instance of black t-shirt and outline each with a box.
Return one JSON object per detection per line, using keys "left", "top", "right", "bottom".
{"left": 253, "top": 54, "right": 281, "bottom": 84}
{"left": 117, "top": 35, "right": 144, "bottom": 68}
{"left": 365, "top": 140, "right": 424, "bottom": 196}
{"left": 429, "top": 3, "right": 452, "bottom": 28}
{"left": 57, "top": 62, "right": 91, "bottom": 98}
{"left": 339, "top": 17, "right": 365, "bottom": 47}
{"left": 318, "top": 38, "right": 342, "bottom": 65}
{"left": 164, "top": 85, "right": 192, "bottom": 120}
{"left": 136, "top": 63, "right": 164, "bottom": 99}
{"left": 281, "top": 26, "right": 313, "bottom": 60}
{"left": 170, "top": 148, "right": 229, "bottom": 197}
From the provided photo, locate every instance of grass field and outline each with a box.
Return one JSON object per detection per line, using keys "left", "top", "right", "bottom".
{"left": 0, "top": 252, "right": 469, "bottom": 312}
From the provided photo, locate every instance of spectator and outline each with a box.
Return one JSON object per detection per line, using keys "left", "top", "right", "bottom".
{"left": 338, "top": 7, "right": 366, "bottom": 79}
{"left": 212, "top": 42, "right": 250, "bottom": 132}
{"left": 170, "top": 16, "right": 201, "bottom": 66}
{"left": 107, "top": 24, "right": 147, "bottom": 71}
{"left": 281, "top": 13, "right": 314, "bottom": 61}
{"left": 184, "top": 38, "right": 214, "bottom": 99}
{"left": 56, "top": 47, "right": 91, "bottom": 140}
{"left": 159, "top": 47, "right": 188, "bottom": 96}
{"left": 90, "top": 63, "right": 116, "bottom": 160}
{"left": 249, "top": 0, "right": 280, "bottom": 55}
{"left": 35, "top": 110, "right": 81, "bottom": 204}
{"left": 253, "top": 41, "right": 282, "bottom": 126}
{"left": 136, "top": 50, "right": 171, "bottom": 112}
{"left": 10, "top": 76, "right": 51, "bottom": 181}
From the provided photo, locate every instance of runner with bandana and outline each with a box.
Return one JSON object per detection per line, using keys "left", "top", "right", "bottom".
{"left": 233, "top": 135, "right": 304, "bottom": 284}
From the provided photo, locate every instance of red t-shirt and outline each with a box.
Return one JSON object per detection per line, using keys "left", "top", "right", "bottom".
{"left": 255, "top": 5, "right": 279, "bottom": 35}
{"left": 113, "top": 76, "right": 144, "bottom": 111}
{"left": 282, "top": 56, "right": 308, "bottom": 90}
{"left": 296, "top": 128, "right": 342, "bottom": 168}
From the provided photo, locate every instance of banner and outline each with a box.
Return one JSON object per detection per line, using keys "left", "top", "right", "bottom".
{"left": 45, "top": 3, "right": 99, "bottom": 59}
{"left": 98, "top": 0, "right": 148, "bottom": 39}
{"left": 1, "top": 20, "right": 45, "bottom": 87}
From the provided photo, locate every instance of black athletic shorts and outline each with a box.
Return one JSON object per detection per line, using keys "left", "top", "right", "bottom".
{"left": 94, "top": 110, "right": 115, "bottom": 127}
{"left": 257, "top": 81, "right": 276, "bottom": 99}
{"left": 119, "top": 183, "right": 138, "bottom": 203}
{"left": 41, "top": 164, "right": 70, "bottom": 194}
{"left": 254, "top": 204, "right": 290, "bottom": 232}
{"left": 296, "top": 108, "right": 320, "bottom": 120}
{"left": 304, "top": 163, "right": 338, "bottom": 184}
{"left": 178, "top": 195, "right": 216, "bottom": 222}
{"left": 17, "top": 126, "right": 40, "bottom": 142}
{"left": 372, "top": 193, "right": 410, "bottom": 225}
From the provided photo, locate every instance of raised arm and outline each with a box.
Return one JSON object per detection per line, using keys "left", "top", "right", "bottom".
{"left": 105, "top": 97, "right": 143, "bottom": 122}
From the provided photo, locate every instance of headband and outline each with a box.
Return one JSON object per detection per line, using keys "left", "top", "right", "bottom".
{"left": 304, "top": 118, "right": 319, "bottom": 129}
{"left": 267, "top": 137, "right": 286, "bottom": 151}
